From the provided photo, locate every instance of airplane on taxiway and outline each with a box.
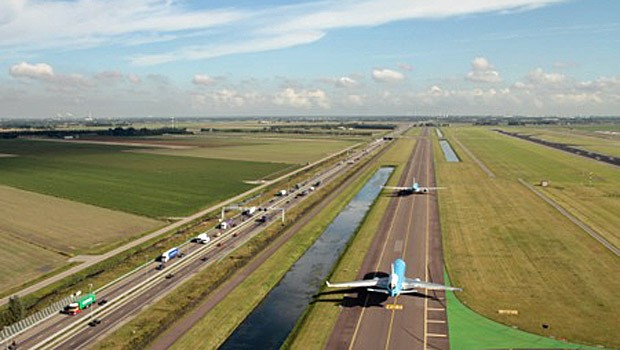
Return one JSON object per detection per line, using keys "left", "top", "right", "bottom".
{"left": 382, "top": 178, "right": 445, "bottom": 195}
{"left": 326, "top": 258, "right": 461, "bottom": 297}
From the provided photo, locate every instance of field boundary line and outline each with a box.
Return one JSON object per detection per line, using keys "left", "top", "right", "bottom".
{"left": 451, "top": 134, "right": 495, "bottom": 178}
{"left": 518, "top": 178, "right": 619, "bottom": 257}
{"left": 0, "top": 142, "right": 361, "bottom": 307}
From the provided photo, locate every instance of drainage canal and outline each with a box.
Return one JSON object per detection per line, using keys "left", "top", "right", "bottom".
{"left": 439, "top": 140, "right": 460, "bottom": 162}
{"left": 219, "top": 167, "right": 393, "bottom": 350}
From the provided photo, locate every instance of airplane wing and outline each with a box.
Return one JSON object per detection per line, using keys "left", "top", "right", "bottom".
{"left": 403, "top": 278, "right": 462, "bottom": 291}
{"left": 382, "top": 186, "right": 409, "bottom": 190}
{"left": 326, "top": 277, "right": 387, "bottom": 289}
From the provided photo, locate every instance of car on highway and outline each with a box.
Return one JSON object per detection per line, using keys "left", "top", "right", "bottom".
{"left": 88, "top": 319, "right": 102, "bottom": 327}
{"left": 97, "top": 298, "right": 108, "bottom": 306}
{"left": 165, "top": 273, "right": 175, "bottom": 279}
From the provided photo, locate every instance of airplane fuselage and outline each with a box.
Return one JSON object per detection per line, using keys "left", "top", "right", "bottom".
{"left": 388, "top": 258, "right": 406, "bottom": 296}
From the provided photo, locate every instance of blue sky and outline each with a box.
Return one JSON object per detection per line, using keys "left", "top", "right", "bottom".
{"left": 1, "top": 0, "right": 619, "bottom": 118}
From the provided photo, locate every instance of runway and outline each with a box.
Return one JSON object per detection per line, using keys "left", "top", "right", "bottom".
{"left": 325, "top": 128, "right": 450, "bottom": 350}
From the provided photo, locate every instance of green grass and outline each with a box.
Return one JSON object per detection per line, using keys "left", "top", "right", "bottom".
{"left": 129, "top": 134, "right": 359, "bottom": 164}
{"left": 0, "top": 139, "right": 290, "bottom": 218}
{"left": 455, "top": 127, "right": 620, "bottom": 249}
{"left": 93, "top": 143, "right": 386, "bottom": 350}
{"left": 444, "top": 273, "right": 601, "bottom": 350}
{"left": 286, "top": 138, "right": 417, "bottom": 350}
{"left": 506, "top": 125, "right": 620, "bottom": 158}
{"left": 437, "top": 127, "right": 620, "bottom": 348}
{"left": 0, "top": 231, "right": 66, "bottom": 294}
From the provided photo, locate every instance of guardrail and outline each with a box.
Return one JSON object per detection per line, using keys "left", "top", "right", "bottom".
{"left": 0, "top": 294, "right": 76, "bottom": 344}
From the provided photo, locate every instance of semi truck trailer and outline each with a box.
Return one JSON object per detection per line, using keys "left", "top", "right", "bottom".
{"left": 65, "top": 293, "right": 96, "bottom": 315}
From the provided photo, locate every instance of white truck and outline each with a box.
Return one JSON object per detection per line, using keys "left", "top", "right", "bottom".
{"left": 244, "top": 206, "right": 257, "bottom": 216}
{"left": 194, "top": 232, "right": 210, "bottom": 244}
{"left": 277, "top": 189, "right": 288, "bottom": 196}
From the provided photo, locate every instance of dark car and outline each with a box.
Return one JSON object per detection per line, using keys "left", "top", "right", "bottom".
{"left": 165, "top": 273, "right": 175, "bottom": 279}
{"left": 156, "top": 264, "right": 165, "bottom": 270}
{"left": 88, "top": 319, "right": 102, "bottom": 327}
{"left": 97, "top": 299, "right": 108, "bottom": 306}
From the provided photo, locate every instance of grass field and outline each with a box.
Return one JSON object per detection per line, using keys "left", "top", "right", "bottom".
{"left": 0, "top": 184, "right": 162, "bottom": 293}
{"left": 125, "top": 134, "right": 359, "bottom": 164}
{"left": 0, "top": 139, "right": 290, "bottom": 218}
{"left": 444, "top": 273, "right": 599, "bottom": 350}
{"left": 506, "top": 126, "right": 620, "bottom": 158}
{"left": 0, "top": 230, "right": 65, "bottom": 295}
{"left": 438, "top": 127, "right": 619, "bottom": 348}
{"left": 456, "top": 127, "right": 620, "bottom": 250}
{"left": 286, "top": 138, "right": 416, "bottom": 349}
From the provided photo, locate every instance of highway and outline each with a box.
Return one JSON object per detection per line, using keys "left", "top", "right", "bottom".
{"left": 326, "top": 128, "right": 450, "bottom": 350}
{"left": 12, "top": 129, "right": 401, "bottom": 350}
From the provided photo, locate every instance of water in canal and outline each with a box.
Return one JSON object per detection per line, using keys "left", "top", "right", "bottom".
{"left": 219, "top": 167, "right": 393, "bottom": 350}
{"left": 439, "top": 140, "right": 460, "bottom": 162}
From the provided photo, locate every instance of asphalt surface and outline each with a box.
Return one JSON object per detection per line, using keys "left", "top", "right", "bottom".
{"left": 13, "top": 130, "right": 397, "bottom": 350}
{"left": 325, "top": 128, "right": 451, "bottom": 350}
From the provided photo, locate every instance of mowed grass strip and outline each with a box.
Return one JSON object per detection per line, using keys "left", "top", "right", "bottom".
{"left": 438, "top": 127, "right": 620, "bottom": 348}
{"left": 0, "top": 139, "right": 290, "bottom": 218}
{"left": 454, "top": 127, "right": 620, "bottom": 250}
{"left": 130, "top": 135, "right": 359, "bottom": 164}
{"left": 286, "top": 138, "right": 416, "bottom": 350}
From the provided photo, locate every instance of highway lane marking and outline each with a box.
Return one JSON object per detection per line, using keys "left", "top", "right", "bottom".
{"left": 427, "top": 319, "right": 445, "bottom": 324}
{"left": 427, "top": 333, "right": 447, "bottom": 338}
{"left": 385, "top": 304, "right": 403, "bottom": 310}
{"left": 427, "top": 307, "right": 445, "bottom": 311}
{"left": 348, "top": 137, "right": 422, "bottom": 350}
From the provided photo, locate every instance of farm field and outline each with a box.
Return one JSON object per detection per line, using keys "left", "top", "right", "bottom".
{"left": 437, "top": 127, "right": 620, "bottom": 348}
{"left": 0, "top": 231, "right": 65, "bottom": 296}
{"left": 123, "top": 134, "right": 360, "bottom": 164}
{"left": 0, "top": 139, "right": 290, "bottom": 218}
{"left": 0, "top": 184, "right": 163, "bottom": 293}
{"left": 505, "top": 126, "right": 620, "bottom": 158}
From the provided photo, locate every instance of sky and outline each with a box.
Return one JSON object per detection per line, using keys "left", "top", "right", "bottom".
{"left": 1, "top": 0, "right": 619, "bottom": 118}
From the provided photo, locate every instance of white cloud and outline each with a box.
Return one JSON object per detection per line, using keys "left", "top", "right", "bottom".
{"left": 130, "top": 31, "right": 325, "bottom": 66}
{"left": 526, "top": 68, "right": 566, "bottom": 84}
{"left": 9, "top": 62, "right": 54, "bottom": 79}
{"left": 0, "top": 0, "right": 567, "bottom": 65}
{"left": 372, "top": 68, "right": 405, "bottom": 83}
{"left": 192, "top": 74, "right": 216, "bottom": 86}
{"left": 346, "top": 94, "right": 364, "bottom": 105}
{"left": 273, "top": 88, "right": 330, "bottom": 109}
{"left": 466, "top": 57, "right": 502, "bottom": 83}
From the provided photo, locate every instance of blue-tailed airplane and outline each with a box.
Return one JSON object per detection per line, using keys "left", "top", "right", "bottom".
{"left": 326, "top": 258, "right": 461, "bottom": 297}
{"left": 382, "top": 178, "right": 445, "bottom": 195}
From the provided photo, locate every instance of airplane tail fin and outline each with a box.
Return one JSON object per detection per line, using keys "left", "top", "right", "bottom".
{"left": 390, "top": 263, "right": 395, "bottom": 276}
